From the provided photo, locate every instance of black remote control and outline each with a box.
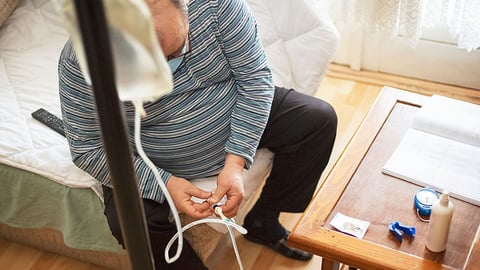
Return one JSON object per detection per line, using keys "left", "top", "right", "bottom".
{"left": 31, "top": 108, "right": 66, "bottom": 137}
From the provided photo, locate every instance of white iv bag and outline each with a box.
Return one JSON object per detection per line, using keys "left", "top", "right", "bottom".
{"left": 55, "top": 0, "right": 173, "bottom": 104}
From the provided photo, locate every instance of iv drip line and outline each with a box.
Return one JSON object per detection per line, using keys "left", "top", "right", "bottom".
{"left": 133, "top": 102, "right": 246, "bottom": 270}
{"left": 133, "top": 101, "right": 184, "bottom": 263}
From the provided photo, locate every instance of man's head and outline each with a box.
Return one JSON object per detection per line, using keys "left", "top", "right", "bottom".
{"left": 145, "top": 0, "right": 189, "bottom": 60}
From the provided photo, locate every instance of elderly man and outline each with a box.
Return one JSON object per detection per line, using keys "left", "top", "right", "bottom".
{"left": 58, "top": 0, "right": 337, "bottom": 269}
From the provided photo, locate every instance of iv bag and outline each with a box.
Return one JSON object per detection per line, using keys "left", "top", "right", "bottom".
{"left": 55, "top": 0, "right": 173, "bottom": 103}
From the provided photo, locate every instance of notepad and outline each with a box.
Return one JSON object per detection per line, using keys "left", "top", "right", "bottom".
{"left": 382, "top": 95, "right": 480, "bottom": 206}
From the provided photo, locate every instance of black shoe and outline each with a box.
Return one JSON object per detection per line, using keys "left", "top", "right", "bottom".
{"left": 244, "top": 231, "right": 313, "bottom": 261}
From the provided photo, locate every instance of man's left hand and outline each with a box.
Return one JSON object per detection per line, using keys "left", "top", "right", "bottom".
{"left": 208, "top": 154, "right": 245, "bottom": 218}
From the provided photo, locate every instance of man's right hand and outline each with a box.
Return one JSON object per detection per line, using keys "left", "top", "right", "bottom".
{"left": 166, "top": 176, "right": 213, "bottom": 219}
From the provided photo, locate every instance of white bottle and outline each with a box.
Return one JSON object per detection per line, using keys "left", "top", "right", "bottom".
{"left": 426, "top": 191, "right": 454, "bottom": 252}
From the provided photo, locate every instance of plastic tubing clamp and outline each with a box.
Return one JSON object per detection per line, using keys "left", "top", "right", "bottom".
{"left": 388, "top": 221, "right": 416, "bottom": 242}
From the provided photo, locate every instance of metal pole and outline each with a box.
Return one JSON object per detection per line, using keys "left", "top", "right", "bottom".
{"left": 72, "top": 0, "right": 155, "bottom": 269}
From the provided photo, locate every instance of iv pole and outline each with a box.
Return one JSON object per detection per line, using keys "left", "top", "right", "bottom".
{"left": 72, "top": 0, "right": 155, "bottom": 269}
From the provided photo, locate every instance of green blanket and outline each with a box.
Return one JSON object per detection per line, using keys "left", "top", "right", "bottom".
{"left": 0, "top": 163, "right": 123, "bottom": 252}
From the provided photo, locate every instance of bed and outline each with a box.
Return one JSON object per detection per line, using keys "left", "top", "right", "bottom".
{"left": 0, "top": 0, "right": 338, "bottom": 268}
{"left": 0, "top": 0, "right": 132, "bottom": 268}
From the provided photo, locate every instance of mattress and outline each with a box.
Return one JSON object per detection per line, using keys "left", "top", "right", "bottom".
{"left": 0, "top": 0, "right": 100, "bottom": 194}
{"left": 0, "top": 0, "right": 126, "bottom": 254}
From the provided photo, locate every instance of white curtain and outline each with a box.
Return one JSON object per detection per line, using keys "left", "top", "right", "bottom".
{"left": 316, "top": 0, "right": 480, "bottom": 52}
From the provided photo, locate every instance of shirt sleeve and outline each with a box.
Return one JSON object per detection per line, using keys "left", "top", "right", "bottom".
{"left": 216, "top": 0, "right": 274, "bottom": 168}
{"left": 58, "top": 41, "right": 171, "bottom": 203}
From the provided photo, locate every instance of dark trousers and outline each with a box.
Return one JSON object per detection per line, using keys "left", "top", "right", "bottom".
{"left": 102, "top": 86, "right": 337, "bottom": 269}
{"left": 257, "top": 87, "right": 337, "bottom": 212}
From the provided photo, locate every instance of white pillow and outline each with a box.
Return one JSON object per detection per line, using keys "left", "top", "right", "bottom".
{"left": 245, "top": 0, "right": 279, "bottom": 47}
{"left": 284, "top": 26, "right": 339, "bottom": 95}
{"left": 263, "top": 40, "right": 295, "bottom": 90}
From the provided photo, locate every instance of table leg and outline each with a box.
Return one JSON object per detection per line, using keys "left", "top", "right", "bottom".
{"left": 321, "top": 258, "right": 340, "bottom": 270}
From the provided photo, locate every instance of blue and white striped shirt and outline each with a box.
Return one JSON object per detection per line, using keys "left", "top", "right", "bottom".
{"left": 58, "top": 0, "right": 274, "bottom": 203}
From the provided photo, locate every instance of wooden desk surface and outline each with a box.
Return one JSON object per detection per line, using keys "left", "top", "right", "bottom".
{"left": 289, "top": 87, "right": 480, "bottom": 270}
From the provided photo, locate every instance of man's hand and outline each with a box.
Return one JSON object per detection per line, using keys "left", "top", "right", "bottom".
{"left": 166, "top": 175, "right": 213, "bottom": 219}
{"left": 208, "top": 154, "right": 245, "bottom": 218}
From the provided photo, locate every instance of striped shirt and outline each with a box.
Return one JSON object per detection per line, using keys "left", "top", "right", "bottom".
{"left": 58, "top": 0, "right": 274, "bottom": 203}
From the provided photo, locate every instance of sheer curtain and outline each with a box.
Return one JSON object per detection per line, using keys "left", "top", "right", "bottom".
{"left": 315, "top": 0, "right": 480, "bottom": 52}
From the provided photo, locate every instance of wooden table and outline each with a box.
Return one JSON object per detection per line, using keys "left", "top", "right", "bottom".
{"left": 289, "top": 87, "right": 480, "bottom": 270}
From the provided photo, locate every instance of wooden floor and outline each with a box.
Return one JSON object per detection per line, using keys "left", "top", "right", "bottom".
{"left": 1, "top": 64, "right": 479, "bottom": 270}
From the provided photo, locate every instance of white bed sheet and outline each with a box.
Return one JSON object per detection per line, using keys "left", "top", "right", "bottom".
{"left": 0, "top": 0, "right": 100, "bottom": 195}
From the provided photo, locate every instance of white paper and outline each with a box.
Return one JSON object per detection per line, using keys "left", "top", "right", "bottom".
{"left": 382, "top": 95, "right": 480, "bottom": 206}
{"left": 412, "top": 95, "right": 480, "bottom": 147}
{"left": 330, "top": 212, "right": 370, "bottom": 239}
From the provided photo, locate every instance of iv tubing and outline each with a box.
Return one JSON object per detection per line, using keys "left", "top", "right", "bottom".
{"left": 133, "top": 103, "right": 246, "bottom": 269}
{"left": 133, "top": 102, "right": 184, "bottom": 263}
{"left": 165, "top": 218, "right": 246, "bottom": 270}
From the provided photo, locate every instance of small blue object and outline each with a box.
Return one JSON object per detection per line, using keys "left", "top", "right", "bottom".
{"left": 414, "top": 187, "right": 439, "bottom": 216}
{"left": 389, "top": 221, "right": 416, "bottom": 242}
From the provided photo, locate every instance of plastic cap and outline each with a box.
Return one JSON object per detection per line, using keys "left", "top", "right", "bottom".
{"left": 440, "top": 191, "right": 450, "bottom": 206}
